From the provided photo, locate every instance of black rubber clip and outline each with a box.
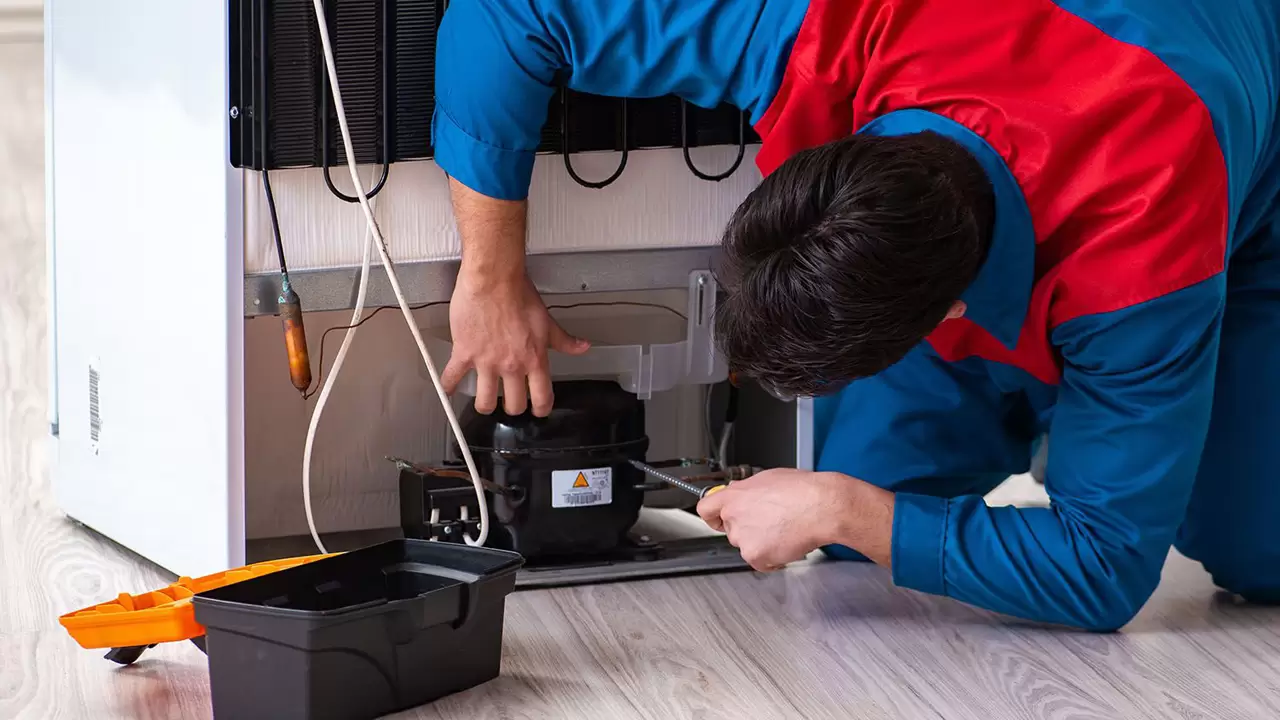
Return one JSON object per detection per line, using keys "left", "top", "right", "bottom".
{"left": 319, "top": 0, "right": 391, "bottom": 202}
{"left": 561, "top": 90, "right": 629, "bottom": 189}
{"left": 681, "top": 101, "right": 746, "bottom": 182}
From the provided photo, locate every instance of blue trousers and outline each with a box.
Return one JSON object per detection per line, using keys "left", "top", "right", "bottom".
{"left": 1173, "top": 214, "right": 1280, "bottom": 602}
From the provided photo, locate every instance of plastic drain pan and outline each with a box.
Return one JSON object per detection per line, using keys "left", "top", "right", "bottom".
{"left": 191, "top": 539, "right": 523, "bottom": 720}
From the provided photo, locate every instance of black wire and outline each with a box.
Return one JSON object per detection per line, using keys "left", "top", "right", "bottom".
{"left": 262, "top": 169, "right": 289, "bottom": 277}
{"left": 544, "top": 301, "right": 687, "bottom": 319}
{"left": 257, "top": 0, "right": 290, "bottom": 280}
{"left": 302, "top": 300, "right": 689, "bottom": 400}
{"left": 303, "top": 301, "right": 446, "bottom": 400}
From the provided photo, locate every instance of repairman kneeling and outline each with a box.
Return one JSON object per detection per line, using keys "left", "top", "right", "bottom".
{"left": 431, "top": 0, "right": 1280, "bottom": 631}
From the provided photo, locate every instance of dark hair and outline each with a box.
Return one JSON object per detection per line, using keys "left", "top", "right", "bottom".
{"left": 715, "top": 131, "right": 994, "bottom": 398}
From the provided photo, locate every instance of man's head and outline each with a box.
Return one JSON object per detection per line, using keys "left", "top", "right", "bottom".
{"left": 715, "top": 131, "right": 995, "bottom": 398}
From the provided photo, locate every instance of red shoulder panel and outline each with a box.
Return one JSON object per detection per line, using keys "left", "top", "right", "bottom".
{"left": 754, "top": 0, "right": 1228, "bottom": 382}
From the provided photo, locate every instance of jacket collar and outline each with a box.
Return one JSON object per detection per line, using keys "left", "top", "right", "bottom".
{"left": 857, "top": 109, "right": 1034, "bottom": 349}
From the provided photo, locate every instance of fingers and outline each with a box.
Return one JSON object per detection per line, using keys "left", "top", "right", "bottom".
{"left": 502, "top": 374, "right": 528, "bottom": 416}
{"left": 549, "top": 322, "right": 591, "bottom": 356}
{"left": 744, "top": 555, "right": 786, "bottom": 573}
{"left": 441, "top": 355, "right": 469, "bottom": 396}
{"left": 718, "top": 529, "right": 786, "bottom": 572}
{"left": 532, "top": 321, "right": 581, "bottom": 416}
{"left": 473, "top": 371, "right": 499, "bottom": 415}
{"left": 450, "top": 357, "right": 546, "bottom": 417}
{"left": 733, "top": 538, "right": 791, "bottom": 572}
{"left": 528, "top": 366, "right": 555, "bottom": 418}
{"left": 696, "top": 486, "right": 792, "bottom": 572}
{"left": 696, "top": 490, "right": 728, "bottom": 532}
{"left": 444, "top": 354, "right": 503, "bottom": 416}
{"left": 448, "top": 316, "right": 587, "bottom": 417}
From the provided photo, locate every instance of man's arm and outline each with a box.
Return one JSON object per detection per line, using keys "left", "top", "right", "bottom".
{"left": 700, "top": 275, "right": 1225, "bottom": 629}
{"left": 433, "top": 0, "right": 784, "bottom": 415}
{"left": 442, "top": 180, "right": 588, "bottom": 415}
{"left": 432, "top": 0, "right": 583, "bottom": 416}
{"left": 841, "top": 278, "right": 1225, "bottom": 630}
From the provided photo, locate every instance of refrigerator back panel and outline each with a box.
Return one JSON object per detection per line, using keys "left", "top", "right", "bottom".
{"left": 228, "top": 0, "right": 759, "bottom": 182}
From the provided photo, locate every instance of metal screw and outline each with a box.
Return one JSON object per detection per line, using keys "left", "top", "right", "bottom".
{"left": 229, "top": 106, "right": 239, "bottom": 119}
{"left": 627, "top": 459, "right": 717, "bottom": 497}
{"left": 443, "top": 525, "right": 454, "bottom": 535}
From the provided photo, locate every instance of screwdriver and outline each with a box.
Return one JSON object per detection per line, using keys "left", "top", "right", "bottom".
{"left": 627, "top": 459, "right": 727, "bottom": 498}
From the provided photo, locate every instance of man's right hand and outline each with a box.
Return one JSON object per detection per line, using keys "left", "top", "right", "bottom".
{"left": 441, "top": 269, "right": 590, "bottom": 417}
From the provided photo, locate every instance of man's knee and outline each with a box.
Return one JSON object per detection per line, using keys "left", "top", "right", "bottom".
{"left": 1206, "top": 565, "right": 1280, "bottom": 605}
{"left": 1206, "top": 564, "right": 1280, "bottom": 605}
{"left": 1176, "top": 536, "right": 1280, "bottom": 605}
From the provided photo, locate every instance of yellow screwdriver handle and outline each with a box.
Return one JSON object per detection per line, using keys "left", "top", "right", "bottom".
{"left": 702, "top": 484, "right": 727, "bottom": 498}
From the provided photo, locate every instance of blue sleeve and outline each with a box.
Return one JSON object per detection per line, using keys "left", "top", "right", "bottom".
{"left": 431, "top": 0, "right": 560, "bottom": 201}
{"left": 891, "top": 277, "right": 1225, "bottom": 631}
{"left": 816, "top": 345, "right": 1037, "bottom": 497}
{"left": 432, "top": 0, "right": 802, "bottom": 200}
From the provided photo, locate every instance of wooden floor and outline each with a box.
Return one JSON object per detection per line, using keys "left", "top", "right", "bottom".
{"left": 5, "top": 38, "right": 1280, "bottom": 720}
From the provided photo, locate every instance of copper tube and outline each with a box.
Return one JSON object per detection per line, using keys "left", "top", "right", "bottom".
{"left": 425, "top": 468, "right": 472, "bottom": 481}
{"left": 681, "top": 465, "right": 755, "bottom": 483}
{"left": 280, "top": 289, "right": 312, "bottom": 393}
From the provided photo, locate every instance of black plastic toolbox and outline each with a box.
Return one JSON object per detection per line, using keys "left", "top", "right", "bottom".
{"left": 191, "top": 539, "right": 523, "bottom": 720}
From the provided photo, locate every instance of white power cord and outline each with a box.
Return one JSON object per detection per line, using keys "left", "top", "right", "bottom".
{"left": 303, "top": 0, "right": 490, "bottom": 551}
{"left": 717, "top": 422, "right": 734, "bottom": 468}
{"left": 302, "top": 167, "right": 377, "bottom": 554}
{"left": 704, "top": 384, "right": 734, "bottom": 467}
{"left": 704, "top": 385, "right": 717, "bottom": 462}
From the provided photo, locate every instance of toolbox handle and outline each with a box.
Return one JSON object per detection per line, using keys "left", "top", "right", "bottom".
{"left": 382, "top": 563, "right": 482, "bottom": 632}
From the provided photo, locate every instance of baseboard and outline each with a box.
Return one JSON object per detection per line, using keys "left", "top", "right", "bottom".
{"left": 0, "top": 3, "right": 42, "bottom": 43}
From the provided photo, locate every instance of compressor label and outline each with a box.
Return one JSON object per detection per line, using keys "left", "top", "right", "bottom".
{"left": 551, "top": 467, "right": 613, "bottom": 508}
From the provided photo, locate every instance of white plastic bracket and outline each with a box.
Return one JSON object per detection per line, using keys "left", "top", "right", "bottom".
{"left": 682, "top": 270, "right": 726, "bottom": 387}
{"left": 435, "top": 269, "right": 728, "bottom": 401}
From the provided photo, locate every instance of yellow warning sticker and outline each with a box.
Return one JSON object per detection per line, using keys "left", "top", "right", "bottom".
{"left": 551, "top": 467, "right": 613, "bottom": 508}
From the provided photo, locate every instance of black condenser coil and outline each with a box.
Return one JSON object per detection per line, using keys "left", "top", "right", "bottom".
{"left": 229, "top": 0, "right": 759, "bottom": 187}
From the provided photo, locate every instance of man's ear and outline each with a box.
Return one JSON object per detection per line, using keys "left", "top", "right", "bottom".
{"left": 945, "top": 301, "right": 967, "bottom": 320}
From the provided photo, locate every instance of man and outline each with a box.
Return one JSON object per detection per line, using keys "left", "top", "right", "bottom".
{"left": 432, "top": 0, "right": 1280, "bottom": 631}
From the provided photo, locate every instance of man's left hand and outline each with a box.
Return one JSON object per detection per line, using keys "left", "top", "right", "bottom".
{"left": 695, "top": 468, "right": 894, "bottom": 572}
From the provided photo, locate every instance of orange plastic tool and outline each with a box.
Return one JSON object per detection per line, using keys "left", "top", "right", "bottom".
{"left": 58, "top": 554, "right": 335, "bottom": 650}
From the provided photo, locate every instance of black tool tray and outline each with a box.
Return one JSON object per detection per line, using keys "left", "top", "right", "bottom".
{"left": 191, "top": 539, "right": 523, "bottom": 720}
